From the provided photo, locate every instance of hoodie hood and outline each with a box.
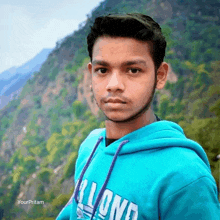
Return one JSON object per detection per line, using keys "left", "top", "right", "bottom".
{"left": 97, "top": 120, "right": 210, "bottom": 168}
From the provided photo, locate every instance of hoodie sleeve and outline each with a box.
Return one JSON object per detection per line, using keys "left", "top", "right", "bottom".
{"left": 160, "top": 176, "right": 220, "bottom": 219}
{"left": 56, "top": 203, "right": 71, "bottom": 220}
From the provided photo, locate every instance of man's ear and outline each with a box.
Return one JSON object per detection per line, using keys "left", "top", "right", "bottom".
{"left": 156, "top": 62, "right": 169, "bottom": 90}
{"left": 87, "top": 62, "right": 92, "bottom": 75}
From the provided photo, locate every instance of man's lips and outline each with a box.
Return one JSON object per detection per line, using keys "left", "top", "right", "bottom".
{"left": 105, "top": 98, "right": 127, "bottom": 103}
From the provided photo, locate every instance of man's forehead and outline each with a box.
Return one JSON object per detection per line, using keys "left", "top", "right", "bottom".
{"left": 91, "top": 59, "right": 148, "bottom": 66}
{"left": 93, "top": 36, "right": 152, "bottom": 48}
{"left": 92, "top": 36, "right": 152, "bottom": 56}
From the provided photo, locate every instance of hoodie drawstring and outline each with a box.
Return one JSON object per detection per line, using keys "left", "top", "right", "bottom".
{"left": 73, "top": 136, "right": 129, "bottom": 220}
{"left": 74, "top": 136, "right": 103, "bottom": 203}
{"left": 90, "top": 139, "right": 129, "bottom": 219}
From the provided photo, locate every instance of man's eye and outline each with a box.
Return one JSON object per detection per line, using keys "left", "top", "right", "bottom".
{"left": 128, "top": 68, "right": 141, "bottom": 74}
{"left": 95, "top": 68, "right": 107, "bottom": 74}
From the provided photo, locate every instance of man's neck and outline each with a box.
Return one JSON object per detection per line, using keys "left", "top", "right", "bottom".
{"left": 105, "top": 108, "right": 156, "bottom": 139}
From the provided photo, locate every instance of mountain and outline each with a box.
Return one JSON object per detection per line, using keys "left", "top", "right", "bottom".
{"left": 0, "top": 0, "right": 219, "bottom": 219}
{"left": 0, "top": 95, "right": 10, "bottom": 110}
{"left": 0, "top": 67, "right": 17, "bottom": 81}
{"left": 0, "top": 49, "right": 52, "bottom": 80}
{"left": 15, "top": 49, "right": 53, "bottom": 75}
{"left": 0, "top": 49, "right": 52, "bottom": 109}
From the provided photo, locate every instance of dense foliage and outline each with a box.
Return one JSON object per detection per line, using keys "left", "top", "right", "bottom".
{"left": 0, "top": 0, "right": 219, "bottom": 219}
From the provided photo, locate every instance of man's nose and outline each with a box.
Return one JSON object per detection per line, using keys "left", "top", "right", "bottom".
{"left": 106, "top": 71, "right": 125, "bottom": 92}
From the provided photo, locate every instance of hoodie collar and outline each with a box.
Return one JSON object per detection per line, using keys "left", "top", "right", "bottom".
{"left": 99, "top": 121, "right": 210, "bottom": 168}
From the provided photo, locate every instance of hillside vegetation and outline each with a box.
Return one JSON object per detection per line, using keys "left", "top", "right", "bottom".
{"left": 0, "top": 0, "right": 219, "bottom": 219}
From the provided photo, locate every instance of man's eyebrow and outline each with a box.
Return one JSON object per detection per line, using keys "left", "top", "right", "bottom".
{"left": 92, "top": 60, "right": 109, "bottom": 66}
{"left": 92, "top": 60, "right": 147, "bottom": 66}
{"left": 123, "top": 60, "right": 147, "bottom": 66}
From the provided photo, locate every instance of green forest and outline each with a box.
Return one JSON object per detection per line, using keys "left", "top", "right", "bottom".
{"left": 0, "top": 0, "right": 219, "bottom": 219}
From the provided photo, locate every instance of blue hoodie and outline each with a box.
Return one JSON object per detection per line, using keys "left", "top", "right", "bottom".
{"left": 57, "top": 120, "right": 220, "bottom": 219}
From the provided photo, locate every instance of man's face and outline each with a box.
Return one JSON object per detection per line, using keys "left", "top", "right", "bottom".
{"left": 88, "top": 36, "right": 158, "bottom": 123}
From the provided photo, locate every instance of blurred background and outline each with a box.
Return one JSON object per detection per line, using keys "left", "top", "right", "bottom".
{"left": 0, "top": 0, "right": 219, "bottom": 219}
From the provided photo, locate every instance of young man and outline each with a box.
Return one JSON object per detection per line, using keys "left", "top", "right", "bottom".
{"left": 57, "top": 13, "right": 220, "bottom": 219}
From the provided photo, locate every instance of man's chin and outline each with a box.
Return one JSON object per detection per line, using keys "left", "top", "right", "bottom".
{"left": 104, "top": 113, "right": 139, "bottom": 123}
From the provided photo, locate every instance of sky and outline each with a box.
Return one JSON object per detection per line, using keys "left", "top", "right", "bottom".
{"left": 0, "top": 0, "right": 104, "bottom": 73}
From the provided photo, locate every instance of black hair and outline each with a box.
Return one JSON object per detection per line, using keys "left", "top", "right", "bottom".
{"left": 87, "top": 13, "right": 166, "bottom": 70}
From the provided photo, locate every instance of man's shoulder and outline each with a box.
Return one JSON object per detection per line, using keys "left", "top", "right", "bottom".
{"left": 85, "top": 128, "right": 105, "bottom": 141}
{"left": 75, "top": 128, "right": 105, "bottom": 173}
{"left": 78, "top": 128, "right": 105, "bottom": 153}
